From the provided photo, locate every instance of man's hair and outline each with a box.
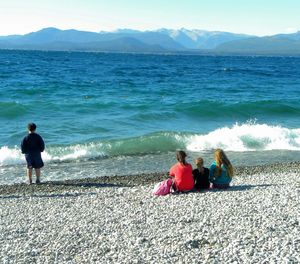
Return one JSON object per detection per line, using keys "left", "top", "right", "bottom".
{"left": 27, "top": 123, "right": 37, "bottom": 132}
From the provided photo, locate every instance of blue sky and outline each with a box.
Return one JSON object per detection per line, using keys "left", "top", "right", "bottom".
{"left": 0, "top": 0, "right": 299, "bottom": 36}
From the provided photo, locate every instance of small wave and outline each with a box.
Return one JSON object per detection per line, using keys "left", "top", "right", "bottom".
{"left": 187, "top": 122, "right": 300, "bottom": 152}
{"left": 0, "top": 144, "right": 106, "bottom": 167}
{"left": 219, "top": 67, "right": 276, "bottom": 77}
{"left": 0, "top": 132, "right": 187, "bottom": 166}
{"left": 1, "top": 123, "right": 300, "bottom": 167}
{"left": 178, "top": 100, "right": 300, "bottom": 118}
{"left": 0, "top": 102, "right": 28, "bottom": 118}
{"left": 0, "top": 146, "right": 25, "bottom": 166}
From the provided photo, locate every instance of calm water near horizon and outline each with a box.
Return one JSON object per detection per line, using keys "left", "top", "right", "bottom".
{"left": 1, "top": 50, "right": 300, "bottom": 184}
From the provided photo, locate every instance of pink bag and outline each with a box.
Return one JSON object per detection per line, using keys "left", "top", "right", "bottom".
{"left": 152, "top": 178, "right": 173, "bottom": 196}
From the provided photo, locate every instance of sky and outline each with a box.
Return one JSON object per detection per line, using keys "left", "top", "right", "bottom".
{"left": 0, "top": 0, "right": 299, "bottom": 36}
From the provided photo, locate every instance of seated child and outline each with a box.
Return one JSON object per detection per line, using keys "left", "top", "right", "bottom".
{"left": 209, "top": 149, "right": 234, "bottom": 189}
{"left": 192, "top": 157, "right": 210, "bottom": 190}
{"left": 169, "top": 150, "right": 194, "bottom": 192}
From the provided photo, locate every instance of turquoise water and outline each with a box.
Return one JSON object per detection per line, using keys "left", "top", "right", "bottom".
{"left": 1, "top": 50, "right": 300, "bottom": 184}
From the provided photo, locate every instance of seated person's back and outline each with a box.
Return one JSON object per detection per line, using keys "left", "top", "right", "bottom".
{"left": 169, "top": 150, "right": 194, "bottom": 192}
{"left": 209, "top": 149, "right": 234, "bottom": 189}
{"left": 192, "top": 157, "right": 210, "bottom": 190}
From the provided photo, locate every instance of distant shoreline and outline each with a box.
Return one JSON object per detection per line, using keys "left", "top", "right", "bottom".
{"left": 1, "top": 48, "right": 300, "bottom": 57}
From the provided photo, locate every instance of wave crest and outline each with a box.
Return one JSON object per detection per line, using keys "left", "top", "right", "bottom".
{"left": 187, "top": 123, "right": 300, "bottom": 152}
{"left": 1, "top": 123, "right": 300, "bottom": 166}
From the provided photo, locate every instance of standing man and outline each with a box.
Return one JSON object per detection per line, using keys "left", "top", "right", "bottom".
{"left": 21, "top": 123, "right": 45, "bottom": 184}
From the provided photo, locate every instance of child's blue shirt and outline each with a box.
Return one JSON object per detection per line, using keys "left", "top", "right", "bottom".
{"left": 209, "top": 161, "right": 232, "bottom": 184}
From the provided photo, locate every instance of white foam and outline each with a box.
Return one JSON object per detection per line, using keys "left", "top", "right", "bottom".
{"left": 41, "top": 143, "right": 107, "bottom": 164}
{"left": 47, "top": 145, "right": 91, "bottom": 161}
{"left": 0, "top": 143, "right": 105, "bottom": 167}
{"left": 186, "top": 123, "right": 300, "bottom": 152}
{"left": 0, "top": 146, "right": 53, "bottom": 166}
{"left": 1, "top": 123, "right": 300, "bottom": 167}
{"left": 0, "top": 146, "right": 24, "bottom": 166}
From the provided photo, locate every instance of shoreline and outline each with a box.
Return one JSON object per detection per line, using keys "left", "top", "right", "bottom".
{"left": 1, "top": 161, "right": 299, "bottom": 196}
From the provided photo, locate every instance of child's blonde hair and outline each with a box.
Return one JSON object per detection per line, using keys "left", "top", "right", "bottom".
{"left": 214, "top": 149, "right": 234, "bottom": 177}
{"left": 195, "top": 157, "right": 203, "bottom": 167}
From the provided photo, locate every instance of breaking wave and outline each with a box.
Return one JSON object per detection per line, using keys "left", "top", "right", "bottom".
{"left": 1, "top": 123, "right": 300, "bottom": 166}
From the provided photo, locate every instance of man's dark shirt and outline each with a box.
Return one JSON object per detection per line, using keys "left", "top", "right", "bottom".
{"left": 21, "top": 133, "right": 45, "bottom": 154}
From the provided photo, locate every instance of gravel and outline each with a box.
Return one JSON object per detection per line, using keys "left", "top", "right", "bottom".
{"left": 0, "top": 162, "right": 299, "bottom": 263}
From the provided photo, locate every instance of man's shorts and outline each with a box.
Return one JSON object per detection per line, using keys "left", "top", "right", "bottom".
{"left": 25, "top": 153, "right": 44, "bottom": 169}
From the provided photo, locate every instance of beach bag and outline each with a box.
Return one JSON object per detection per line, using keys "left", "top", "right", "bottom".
{"left": 152, "top": 178, "right": 173, "bottom": 196}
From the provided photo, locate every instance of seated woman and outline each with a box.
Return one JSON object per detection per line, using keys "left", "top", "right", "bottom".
{"left": 169, "top": 150, "right": 194, "bottom": 192}
{"left": 209, "top": 149, "right": 234, "bottom": 189}
{"left": 192, "top": 157, "right": 210, "bottom": 190}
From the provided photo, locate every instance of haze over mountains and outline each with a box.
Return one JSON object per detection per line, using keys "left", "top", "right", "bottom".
{"left": 0, "top": 27, "right": 300, "bottom": 55}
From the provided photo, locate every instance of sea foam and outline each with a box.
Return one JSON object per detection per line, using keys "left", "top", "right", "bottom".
{"left": 186, "top": 123, "right": 300, "bottom": 152}
{"left": 1, "top": 123, "right": 300, "bottom": 167}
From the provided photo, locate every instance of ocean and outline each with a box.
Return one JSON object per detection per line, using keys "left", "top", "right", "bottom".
{"left": 1, "top": 50, "right": 300, "bottom": 185}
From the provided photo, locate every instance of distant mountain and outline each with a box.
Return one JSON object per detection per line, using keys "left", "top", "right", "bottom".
{"left": 157, "top": 28, "right": 253, "bottom": 49}
{"left": 0, "top": 39, "right": 166, "bottom": 53}
{"left": 0, "top": 27, "right": 300, "bottom": 55}
{"left": 215, "top": 35, "right": 300, "bottom": 55}
{"left": 0, "top": 27, "right": 182, "bottom": 52}
{"left": 102, "top": 30, "right": 184, "bottom": 50}
{"left": 18, "top": 27, "right": 103, "bottom": 44}
{"left": 0, "top": 34, "right": 21, "bottom": 40}
{"left": 272, "top": 31, "right": 300, "bottom": 41}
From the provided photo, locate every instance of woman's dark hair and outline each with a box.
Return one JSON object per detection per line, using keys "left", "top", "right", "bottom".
{"left": 27, "top": 123, "right": 37, "bottom": 132}
{"left": 176, "top": 150, "right": 187, "bottom": 165}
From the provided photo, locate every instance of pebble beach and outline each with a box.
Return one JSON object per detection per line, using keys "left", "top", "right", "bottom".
{"left": 1, "top": 162, "right": 300, "bottom": 263}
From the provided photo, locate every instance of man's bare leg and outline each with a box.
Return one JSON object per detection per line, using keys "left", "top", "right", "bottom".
{"left": 35, "top": 168, "right": 41, "bottom": 184}
{"left": 27, "top": 168, "right": 33, "bottom": 184}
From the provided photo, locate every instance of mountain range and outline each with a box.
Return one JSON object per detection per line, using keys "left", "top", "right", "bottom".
{"left": 0, "top": 27, "right": 300, "bottom": 55}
